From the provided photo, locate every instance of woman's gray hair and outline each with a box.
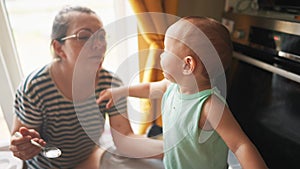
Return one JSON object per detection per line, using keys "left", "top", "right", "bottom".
{"left": 50, "top": 5, "right": 96, "bottom": 60}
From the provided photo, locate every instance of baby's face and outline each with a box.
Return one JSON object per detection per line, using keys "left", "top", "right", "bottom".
{"left": 160, "top": 37, "right": 186, "bottom": 83}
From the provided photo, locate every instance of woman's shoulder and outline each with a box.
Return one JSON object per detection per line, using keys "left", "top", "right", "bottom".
{"left": 18, "top": 64, "right": 52, "bottom": 93}
{"left": 98, "top": 68, "right": 123, "bottom": 85}
{"left": 99, "top": 68, "right": 117, "bottom": 77}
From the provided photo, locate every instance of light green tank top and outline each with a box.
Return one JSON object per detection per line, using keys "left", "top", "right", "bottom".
{"left": 162, "top": 83, "right": 228, "bottom": 169}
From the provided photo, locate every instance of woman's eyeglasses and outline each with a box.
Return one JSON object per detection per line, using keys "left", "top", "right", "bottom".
{"left": 60, "top": 29, "right": 106, "bottom": 42}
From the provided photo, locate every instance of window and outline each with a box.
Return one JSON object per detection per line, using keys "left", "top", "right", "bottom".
{"left": 0, "top": 107, "right": 10, "bottom": 140}
{"left": 5, "top": 0, "right": 137, "bottom": 76}
{"left": 1, "top": 0, "right": 140, "bottom": 138}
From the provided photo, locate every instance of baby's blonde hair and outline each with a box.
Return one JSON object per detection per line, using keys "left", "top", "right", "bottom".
{"left": 183, "top": 16, "right": 233, "bottom": 71}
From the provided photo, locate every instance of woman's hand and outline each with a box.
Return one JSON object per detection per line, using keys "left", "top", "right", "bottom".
{"left": 10, "top": 127, "right": 46, "bottom": 160}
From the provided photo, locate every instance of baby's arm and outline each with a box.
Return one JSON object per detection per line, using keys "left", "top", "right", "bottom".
{"left": 202, "top": 96, "right": 268, "bottom": 169}
{"left": 96, "top": 79, "right": 169, "bottom": 109}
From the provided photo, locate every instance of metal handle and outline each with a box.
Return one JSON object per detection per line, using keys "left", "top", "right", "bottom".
{"left": 233, "top": 52, "right": 300, "bottom": 83}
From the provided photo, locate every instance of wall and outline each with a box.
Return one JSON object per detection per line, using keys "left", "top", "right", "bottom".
{"left": 177, "top": 0, "right": 225, "bottom": 21}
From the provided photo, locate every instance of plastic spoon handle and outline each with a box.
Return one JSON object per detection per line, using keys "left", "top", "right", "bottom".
{"left": 14, "top": 132, "right": 45, "bottom": 150}
{"left": 30, "top": 139, "right": 45, "bottom": 150}
{"left": 14, "top": 131, "right": 61, "bottom": 158}
{"left": 14, "top": 131, "right": 23, "bottom": 138}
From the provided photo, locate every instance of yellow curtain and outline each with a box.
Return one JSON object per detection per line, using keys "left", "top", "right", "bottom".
{"left": 128, "top": 0, "right": 178, "bottom": 134}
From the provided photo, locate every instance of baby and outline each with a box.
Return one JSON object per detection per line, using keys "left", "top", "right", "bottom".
{"left": 97, "top": 16, "right": 268, "bottom": 169}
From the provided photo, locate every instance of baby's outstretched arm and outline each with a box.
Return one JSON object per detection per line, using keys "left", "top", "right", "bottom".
{"left": 96, "top": 79, "right": 170, "bottom": 108}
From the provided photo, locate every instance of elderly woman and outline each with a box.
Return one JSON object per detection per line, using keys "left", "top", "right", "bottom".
{"left": 9, "top": 5, "right": 162, "bottom": 169}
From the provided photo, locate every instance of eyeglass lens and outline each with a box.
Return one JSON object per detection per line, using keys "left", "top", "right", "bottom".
{"left": 77, "top": 29, "right": 106, "bottom": 42}
{"left": 77, "top": 30, "right": 93, "bottom": 41}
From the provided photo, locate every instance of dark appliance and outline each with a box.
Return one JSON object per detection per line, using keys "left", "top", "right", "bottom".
{"left": 223, "top": 12, "right": 300, "bottom": 169}
{"left": 258, "top": 0, "right": 300, "bottom": 14}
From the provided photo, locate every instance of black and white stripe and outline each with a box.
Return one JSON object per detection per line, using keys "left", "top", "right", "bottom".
{"left": 14, "top": 65, "right": 127, "bottom": 169}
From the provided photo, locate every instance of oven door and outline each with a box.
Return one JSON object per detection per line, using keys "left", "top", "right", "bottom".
{"left": 227, "top": 49, "right": 300, "bottom": 169}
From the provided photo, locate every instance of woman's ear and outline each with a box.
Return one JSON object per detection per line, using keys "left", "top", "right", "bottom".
{"left": 182, "top": 56, "right": 196, "bottom": 75}
{"left": 52, "top": 40, "right": 66, "bottom": 59}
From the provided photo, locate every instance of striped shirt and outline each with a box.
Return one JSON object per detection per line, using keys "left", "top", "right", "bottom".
{"left": 14, "top": 64, "right": 127, "bottom": 169}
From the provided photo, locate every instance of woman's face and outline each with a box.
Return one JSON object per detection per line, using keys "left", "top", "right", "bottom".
{"left": 60, "top": 12, "right": 106, "bottom": 71}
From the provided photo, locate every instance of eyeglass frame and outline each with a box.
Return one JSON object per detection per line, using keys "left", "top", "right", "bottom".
{"left": 59, "top": 29, "right": 106, "bottom": 42}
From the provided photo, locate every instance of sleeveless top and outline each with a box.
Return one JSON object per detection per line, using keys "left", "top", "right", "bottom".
{"left": 162, "top": 83, "right": 228, "bottom": 169}
{"left": 14, "top": 64, "right": 127, "bottom": 169}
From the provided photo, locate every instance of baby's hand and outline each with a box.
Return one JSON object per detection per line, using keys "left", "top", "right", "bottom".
{"left": 96, "top": 89, "right": 114, "bottom": 109}
{"left": 96, "top": 88, "right": 125, "bottom": 109}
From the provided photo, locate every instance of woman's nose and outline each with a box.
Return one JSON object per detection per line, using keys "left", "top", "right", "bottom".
{"left": 92, "top": 37, "right": 106, "bottom": 50}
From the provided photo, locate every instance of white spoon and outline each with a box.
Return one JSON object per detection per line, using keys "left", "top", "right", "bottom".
{"left": 14, "top": 132, "right": 62, "bottom": 158}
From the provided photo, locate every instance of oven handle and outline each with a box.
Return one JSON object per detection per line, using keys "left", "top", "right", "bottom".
{"left": 233, "top": 52, "right": 300, "bottom": 83}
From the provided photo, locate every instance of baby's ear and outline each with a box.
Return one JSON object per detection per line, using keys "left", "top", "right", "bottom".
{"left": 183, "top": 56, "right": 196, "bottom": 75}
